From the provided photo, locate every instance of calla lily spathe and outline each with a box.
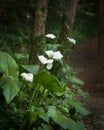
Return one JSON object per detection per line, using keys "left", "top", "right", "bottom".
{"left": 45, "top": 50, "right": 63, "bottom": 60}
{"left": 38, "top": 50, "right": 63, "bottom": 69}
{"left": 45, "top": 50, "right": 54, "bottom": 58}
{"left": 45, "top": 34, "right": 56, "bottom": 39}
{"left": 38, "top": 55, "right": 47, "bottom": 64}
{"left": 53, "top": 51, "right": 63, "bottom": 60}
{"left": 21, "top": 73, "right": 33, "bottom": 83}
{"left": 38, "top": 55, "right": 54, "bottom": 69}
{"left": 67, "top": 37, "right": 76, "bottom": 44}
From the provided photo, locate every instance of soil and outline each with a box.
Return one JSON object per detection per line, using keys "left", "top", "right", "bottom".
{"left": 71, "top": 38, "right": 104, "bottom": 130}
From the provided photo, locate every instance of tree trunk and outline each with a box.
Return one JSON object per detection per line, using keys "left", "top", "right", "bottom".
{"left": 98, "top": 0, "right": 104, "bottom": 67}
{"left": 57, "top": 15, "right": 70, "bottom": 55}
{"left": 57, "top": 0, "right": 78, "bottom": 59}
{"left": 29, "top": 0, "right": 49, "bottom": 64}
{"left": 66, "top": 0, "right": 78, "bottom": 32}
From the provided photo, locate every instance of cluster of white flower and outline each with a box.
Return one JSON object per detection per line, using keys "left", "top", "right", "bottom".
{"left": 20, "top": 73, "right": 33, "bottom": 83}
{"left": 38, "top": 50, "right": 63, "bottom": 70}
{"left": 20, "top": 50, "right": 63, "bottom": 82}
{"left": 45, "top": 34, "right": 56, "bottom": 39}
{"left": 67, "top": 37, "right": 76, "bottom": 44}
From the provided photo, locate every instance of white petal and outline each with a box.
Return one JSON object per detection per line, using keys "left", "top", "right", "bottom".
{"left": 20, "top": 73, "right": 33, "bottom": 83}
{"left": 45, "top": 50, "right": 54, "bottom": 58}
{"left": 73, "top": 39, "right": 76, "bottom": 44}
{"left": 46, "top": 59, "right": 54, "bottom": 64}
{"left": 53, "top": 51, "right": 63, "bottom": 60}
{"left": 67, "top": 37, "right": 71, "bottom": 41}
{"left": 38, "top": 55, "right": 47, "bottom": 64}
{"left": 67, "top": 37, "right": 76, "bottom": 44}
{"left": 20, "top": 73, "right": 27, "bottom": 78}
{"left": 26, "top": 73, "right": 34, "bottom": 83}
{"left": 46, "top": 63, "right": 53, "bottom": 69}
{"left": 45, "top": 34, "right": 56, "bottom": 39}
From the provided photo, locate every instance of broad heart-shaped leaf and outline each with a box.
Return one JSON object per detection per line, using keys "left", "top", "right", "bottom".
{"left": 69, "top": 101, "right": 91, "bottom": 116}
{"left": 0, "top": 77, "right": 21, "bottom": 104}
{"left": 45, "top": 106, "right": 82, "bottom": 130}
{"left": 21, "top": 65, "right": 39, "bottom": 75}
{"left": 35, "top": 72, "right": 63, "bottom": 92}
{"left": 0, "top": 51, "right": 19, "bottom": 79}
{"left": 26, "top": 106, "right": 45, "bottom": 124}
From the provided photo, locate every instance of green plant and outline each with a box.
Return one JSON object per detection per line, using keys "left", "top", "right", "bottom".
{"left": 0, "top": 50, "right": 90, "bottom": 130}
{"left": 99, "top": 115, "right": 104, "bottom": 126}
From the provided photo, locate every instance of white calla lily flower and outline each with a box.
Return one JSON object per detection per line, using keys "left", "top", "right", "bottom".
{"left": 38, "top": 55, "right": 54, "bottom": 70}
{"left": 38, "top": 55, "right": 47, "bottom": 64}
{"left": 45, "top": 34, "right": 56, "bottom": 39}
{"left": 46, "top": 63, "right": 53, "bottom": 69}
{"left": 45, "top": 59, "right": 53, "bottom": 69}
{"left": 21, "top": 73, "right": 33, "bottom": 83}
{"left": 67, "top": 37, "right": 76, "bottom": 44}
{"left": 38, "top": 50, "right": 63, "bottom": 69}
{"left": 53, "top": 51, "right": 63, "bottom": 60}
{"left": 46, "top": 59, "right": 54, "bottom": 64}
{"left": 45, "top": 50, "right": 54, "bottom": 58}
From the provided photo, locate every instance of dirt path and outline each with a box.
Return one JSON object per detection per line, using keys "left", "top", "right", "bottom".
{"left": 71, "top": 38, "right": 104, "bottom": 130}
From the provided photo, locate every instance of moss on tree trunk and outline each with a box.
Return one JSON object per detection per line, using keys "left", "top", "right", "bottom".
{"left": 29, "top": 0, "right": 48, "bottom": 64}
{"left": 29, "top": 35, "right": 46, "bottom": 64}
{"left": 57, "top": 15, "right": 70, "bottom": 55}
{"left": 66, "top": 0, "right": 78, "bottom": 32}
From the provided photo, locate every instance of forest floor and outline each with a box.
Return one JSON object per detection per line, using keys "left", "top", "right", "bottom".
{"left": 71, "top": 38, "right": 104, "bottom": 130}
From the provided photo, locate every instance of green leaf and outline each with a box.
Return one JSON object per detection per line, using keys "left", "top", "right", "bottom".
{"left": 77, "top": 120, "right": 86, "bottom": 130}
{"left": 70, "top": 101, "right": 91, "bottom": 116}
{"left": 15, "top": 53, "right": 28, "bottom": 59}
{"left": 47, "top": 106, "right": 80, "bottom": 130}
{"left": 0, "top": 51, "right": 19, "bottom": 79}
{"left": 41, "top": 123, "right": 54, "bottom": 130}
{"left": 77, "top": 88, "right": 91, "bottom": 100}
{"left": 26, "top": 110, "right": 38, "bottom": 124}
{"left": 27, "top": 106, "right": 45, "bottom": 124}
{"left": 35, "top": 72, "right": 63, "bottom": 92}
{"left": 1, "top": 77, "right": 21, "bottom": 104}
{"left": 39, "top": 111, "right": 49, "bottom": 123}
{"left": 71, "top": 76, "right": 84, "bottom": 85}
{"left": 21, "top": 64, "right": 39, "bottom": 75}
{"left": 47, "top": 44, "right": 60, "bottom": 51}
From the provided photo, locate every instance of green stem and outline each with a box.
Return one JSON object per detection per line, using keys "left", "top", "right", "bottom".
{"left": 29, "top": 86, "right": 36, "bottom": 109}
{"left": 38, "top": 88, "right": 46, "bottom": 104}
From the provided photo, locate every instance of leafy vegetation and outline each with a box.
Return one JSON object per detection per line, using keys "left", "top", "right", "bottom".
{"left": 0, "top": 50, "right": 91, "bottom": 130}
{"left": 0, "top": 0, "right": 98, "bottom": 129}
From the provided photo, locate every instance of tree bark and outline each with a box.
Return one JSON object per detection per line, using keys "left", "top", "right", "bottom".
{"left": 57, "top": 15, "right": 70, "bottom": 55}
{"left": 98, "top": 0, "right": 104, "bottom": 67}
{"left": 29, "top": 0, "right": 49, "bottom": 64}
{"left": 66, "top": 0, "right": 78, "bottom": 32}
{"left": 57, "top": 0, "right": 78, "bottom": 59}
